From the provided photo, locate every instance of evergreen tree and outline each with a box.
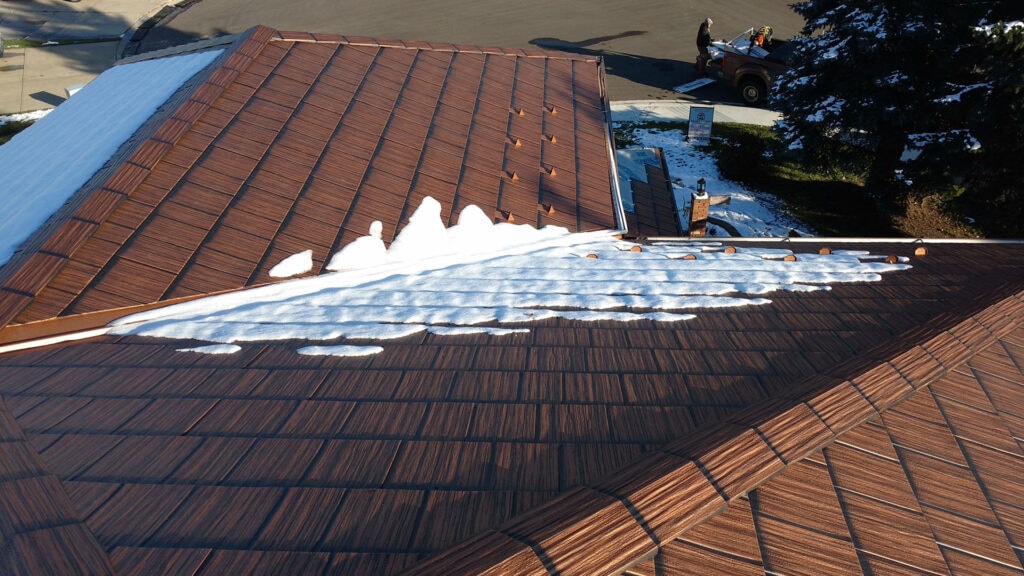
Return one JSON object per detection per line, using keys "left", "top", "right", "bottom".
{"left": 955, "top": 21, "right": 1024, "bottom": 235}
{"left": 773, "top": 0, "right": 1022, "bottom": 209}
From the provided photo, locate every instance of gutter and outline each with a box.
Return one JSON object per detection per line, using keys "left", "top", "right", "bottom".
{"left": 596, "top": 56, "right": 630, "bottom": 236}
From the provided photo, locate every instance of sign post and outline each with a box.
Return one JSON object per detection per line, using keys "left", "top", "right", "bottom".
{"left": 687, "top": 106, "right": 714, "bottom": 146}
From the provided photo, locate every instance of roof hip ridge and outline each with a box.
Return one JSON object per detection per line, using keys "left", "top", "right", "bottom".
{"left": 405, "top": 289, "right": 1024, "bottom": 575}
{"left": 0, "top": 396, "right": 115, "bottom": 575}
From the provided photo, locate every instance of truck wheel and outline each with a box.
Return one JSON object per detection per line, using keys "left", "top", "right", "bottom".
{"left": 739, "top": 78, "right": 766, "bottom": 106}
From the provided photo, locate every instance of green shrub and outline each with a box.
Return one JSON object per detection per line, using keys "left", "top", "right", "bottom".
{"left": 716, "top": 130, "right": 769, "bottom": 187}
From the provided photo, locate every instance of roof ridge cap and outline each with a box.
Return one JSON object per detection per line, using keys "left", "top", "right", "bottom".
{"left": 404, "top": 289, "right": 1024, "bottom": 575}
{"left": 115, "top": 31, "right": 245, "bottom": 66}
{"left": 269, "top": 31, "right": 594, "bottom": 60}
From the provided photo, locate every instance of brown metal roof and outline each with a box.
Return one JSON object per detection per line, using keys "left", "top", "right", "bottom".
{"left": 0, "top": 25, "right": 617, "bottom": 334}
{"left": 0, "top": 240, "right": 1023, "bottom": 574}
{"left": 1, "top": 23, "right": 1024, "bottom": 576}
{"left": 638, "top": 320, "right": 1024, "bottom": 575}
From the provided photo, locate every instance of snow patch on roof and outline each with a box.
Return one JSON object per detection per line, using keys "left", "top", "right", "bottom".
{"left": 176, "top": 344, "right": 242, "bottom": 355}
{"left": 0, "top": 49, "right": 223, "bottom": 267}
{"left": 270, "top": 250, "right": 314, "bottom": 278}
{"left": 428, "top": 326, "right": 530, "bottom": 336}
{"left": 298, "top": 345, "right": 384, "bottom": 358}
{"left": 110, "top": 197, "right": 909, "bottom": 356}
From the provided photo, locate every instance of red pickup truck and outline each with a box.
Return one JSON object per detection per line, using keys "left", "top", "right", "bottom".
{"left": 708, "top": 28, "right": 794, "bottom": 106}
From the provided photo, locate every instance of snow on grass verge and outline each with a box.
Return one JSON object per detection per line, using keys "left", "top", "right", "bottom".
{"left": 621, "top": 126, "right": 814, "bottom": 237}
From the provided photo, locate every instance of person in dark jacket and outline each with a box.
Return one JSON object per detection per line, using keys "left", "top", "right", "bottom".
{"left": 696, "top": 17, "right": 713, "bottom": 75}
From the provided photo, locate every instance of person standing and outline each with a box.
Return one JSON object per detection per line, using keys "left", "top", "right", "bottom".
{"left": 696, "top": 17, "right": 713, "bottom": 75}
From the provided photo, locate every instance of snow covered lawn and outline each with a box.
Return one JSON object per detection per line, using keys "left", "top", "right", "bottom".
{"left": 617, "top": 124, "right": 814, "bottom": 237}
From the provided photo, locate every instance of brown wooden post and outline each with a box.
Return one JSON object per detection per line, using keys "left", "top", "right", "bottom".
{"left": 689, "top": 178, "right": 710, "bottom": 237}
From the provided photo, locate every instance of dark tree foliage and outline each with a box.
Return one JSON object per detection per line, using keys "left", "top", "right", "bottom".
{"left": 956, "top": 22, "right": 1024, "bottom": 235}
{"left": 773, "top": 0, "right": 1024, "bottom": 231}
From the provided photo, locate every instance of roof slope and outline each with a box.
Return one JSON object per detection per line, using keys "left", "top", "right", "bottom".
{"left": 0, "top": 25, "right": 617, "bottom": 337}
{"left": 629, "top": 321, "right": 1024, "bottom": 575}
{"left": 0, "top": 240, "right": 1022, "bottom": 574}
{"left": 0, "top": 23, "right": 1023, "bottom": 576}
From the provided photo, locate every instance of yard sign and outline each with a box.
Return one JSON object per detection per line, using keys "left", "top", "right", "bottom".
{"left": 687, "top": 106, "right": 714, "bottom": 146}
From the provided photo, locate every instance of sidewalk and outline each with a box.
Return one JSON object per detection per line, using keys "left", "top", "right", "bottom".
{"left": 0, "top": 0, "right": 172, "bottom": 114}
{"left": 611, "top": 100, "right": 781, "bottom": 127}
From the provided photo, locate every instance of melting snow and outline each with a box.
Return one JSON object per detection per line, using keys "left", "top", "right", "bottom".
{"left": 976, "top": 21, "right": 1024, "bottom": 35}
{"left": 298, "top": 345, "right": 384, "bottom": 357}
{"left": 0, "top": 110, "right": 51, "bottom": 126}
{"left": 623, "top": 127, "right": 813, "bottom": 237}
{"left": 820, "top": 37, "right": 850, "bottom": 60}
{"left": 936, "top": 83, "right": 990, "bottom": 103}
{"left": 327, "top": 221, "right": 386, "bottom": 271}
{"left": 428, "top": 326, "right": 531, "bottom": 336}
{"left": 176, "top": 344, "right": 242, "bottom": 355}
{"left": 110, "top": 196, "right": 909, "bottom": 356}
{"left": 269, "top": 249, "right": 314, "bottom": 278}
{"left": 806, "top": 96, "right": 845, "bottom": 124}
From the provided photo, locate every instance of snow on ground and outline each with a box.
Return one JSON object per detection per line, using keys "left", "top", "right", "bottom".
{"left": 0, "top": 49, "right": 223, "bottom": 268}
{"left": 0, "top": 110, "right": 51, "bottom": 126}
{"left": 110, "top": 196, "right": 909, "bottom": 357}
{"left": 621, "top": 126, "right": 814, "bottom": 237}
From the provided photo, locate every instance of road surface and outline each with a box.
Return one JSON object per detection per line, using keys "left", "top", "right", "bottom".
{"left": 136, "top": 0, "right": 805, "bottom": 103}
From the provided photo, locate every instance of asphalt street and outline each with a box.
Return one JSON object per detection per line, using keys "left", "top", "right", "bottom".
{"left": 137, "top": 0, "right": 806, "bottom": 104}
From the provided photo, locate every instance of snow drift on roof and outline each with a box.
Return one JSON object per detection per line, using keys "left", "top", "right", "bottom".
{"left": 0, "top": 49, "right": 223, "bottom": 267}
{"left": 109, "top": 197, "right": 910, "bottom": 356}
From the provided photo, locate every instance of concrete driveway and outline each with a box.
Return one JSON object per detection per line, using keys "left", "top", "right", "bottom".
{"left": 137, "top": 0, "right": 805, "bottom": 103}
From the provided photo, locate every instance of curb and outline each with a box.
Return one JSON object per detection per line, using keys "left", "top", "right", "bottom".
{"left": 117, "top": 0, "right": 203, "bottom": 59}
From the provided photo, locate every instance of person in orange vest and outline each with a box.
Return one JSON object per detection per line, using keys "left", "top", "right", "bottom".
{"left": 750, "top": 26, "right": 772, "bottom": 49}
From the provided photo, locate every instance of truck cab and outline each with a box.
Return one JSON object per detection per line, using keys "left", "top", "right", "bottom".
{"left": 708, "top": 28, "right": 794, "bottom": 106}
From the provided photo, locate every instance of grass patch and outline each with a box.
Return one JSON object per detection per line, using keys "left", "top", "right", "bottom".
{"left": 760, "top": 160, "right": 897, "bottom": 236}
{"left": 704, "top": 123, "right": 901, "bottom": 236}
{"left": 710, "top": 124, "right": 990, "bottom": 237}
{"left": 615, "top": 120, "right": 980, "bottom": 237}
